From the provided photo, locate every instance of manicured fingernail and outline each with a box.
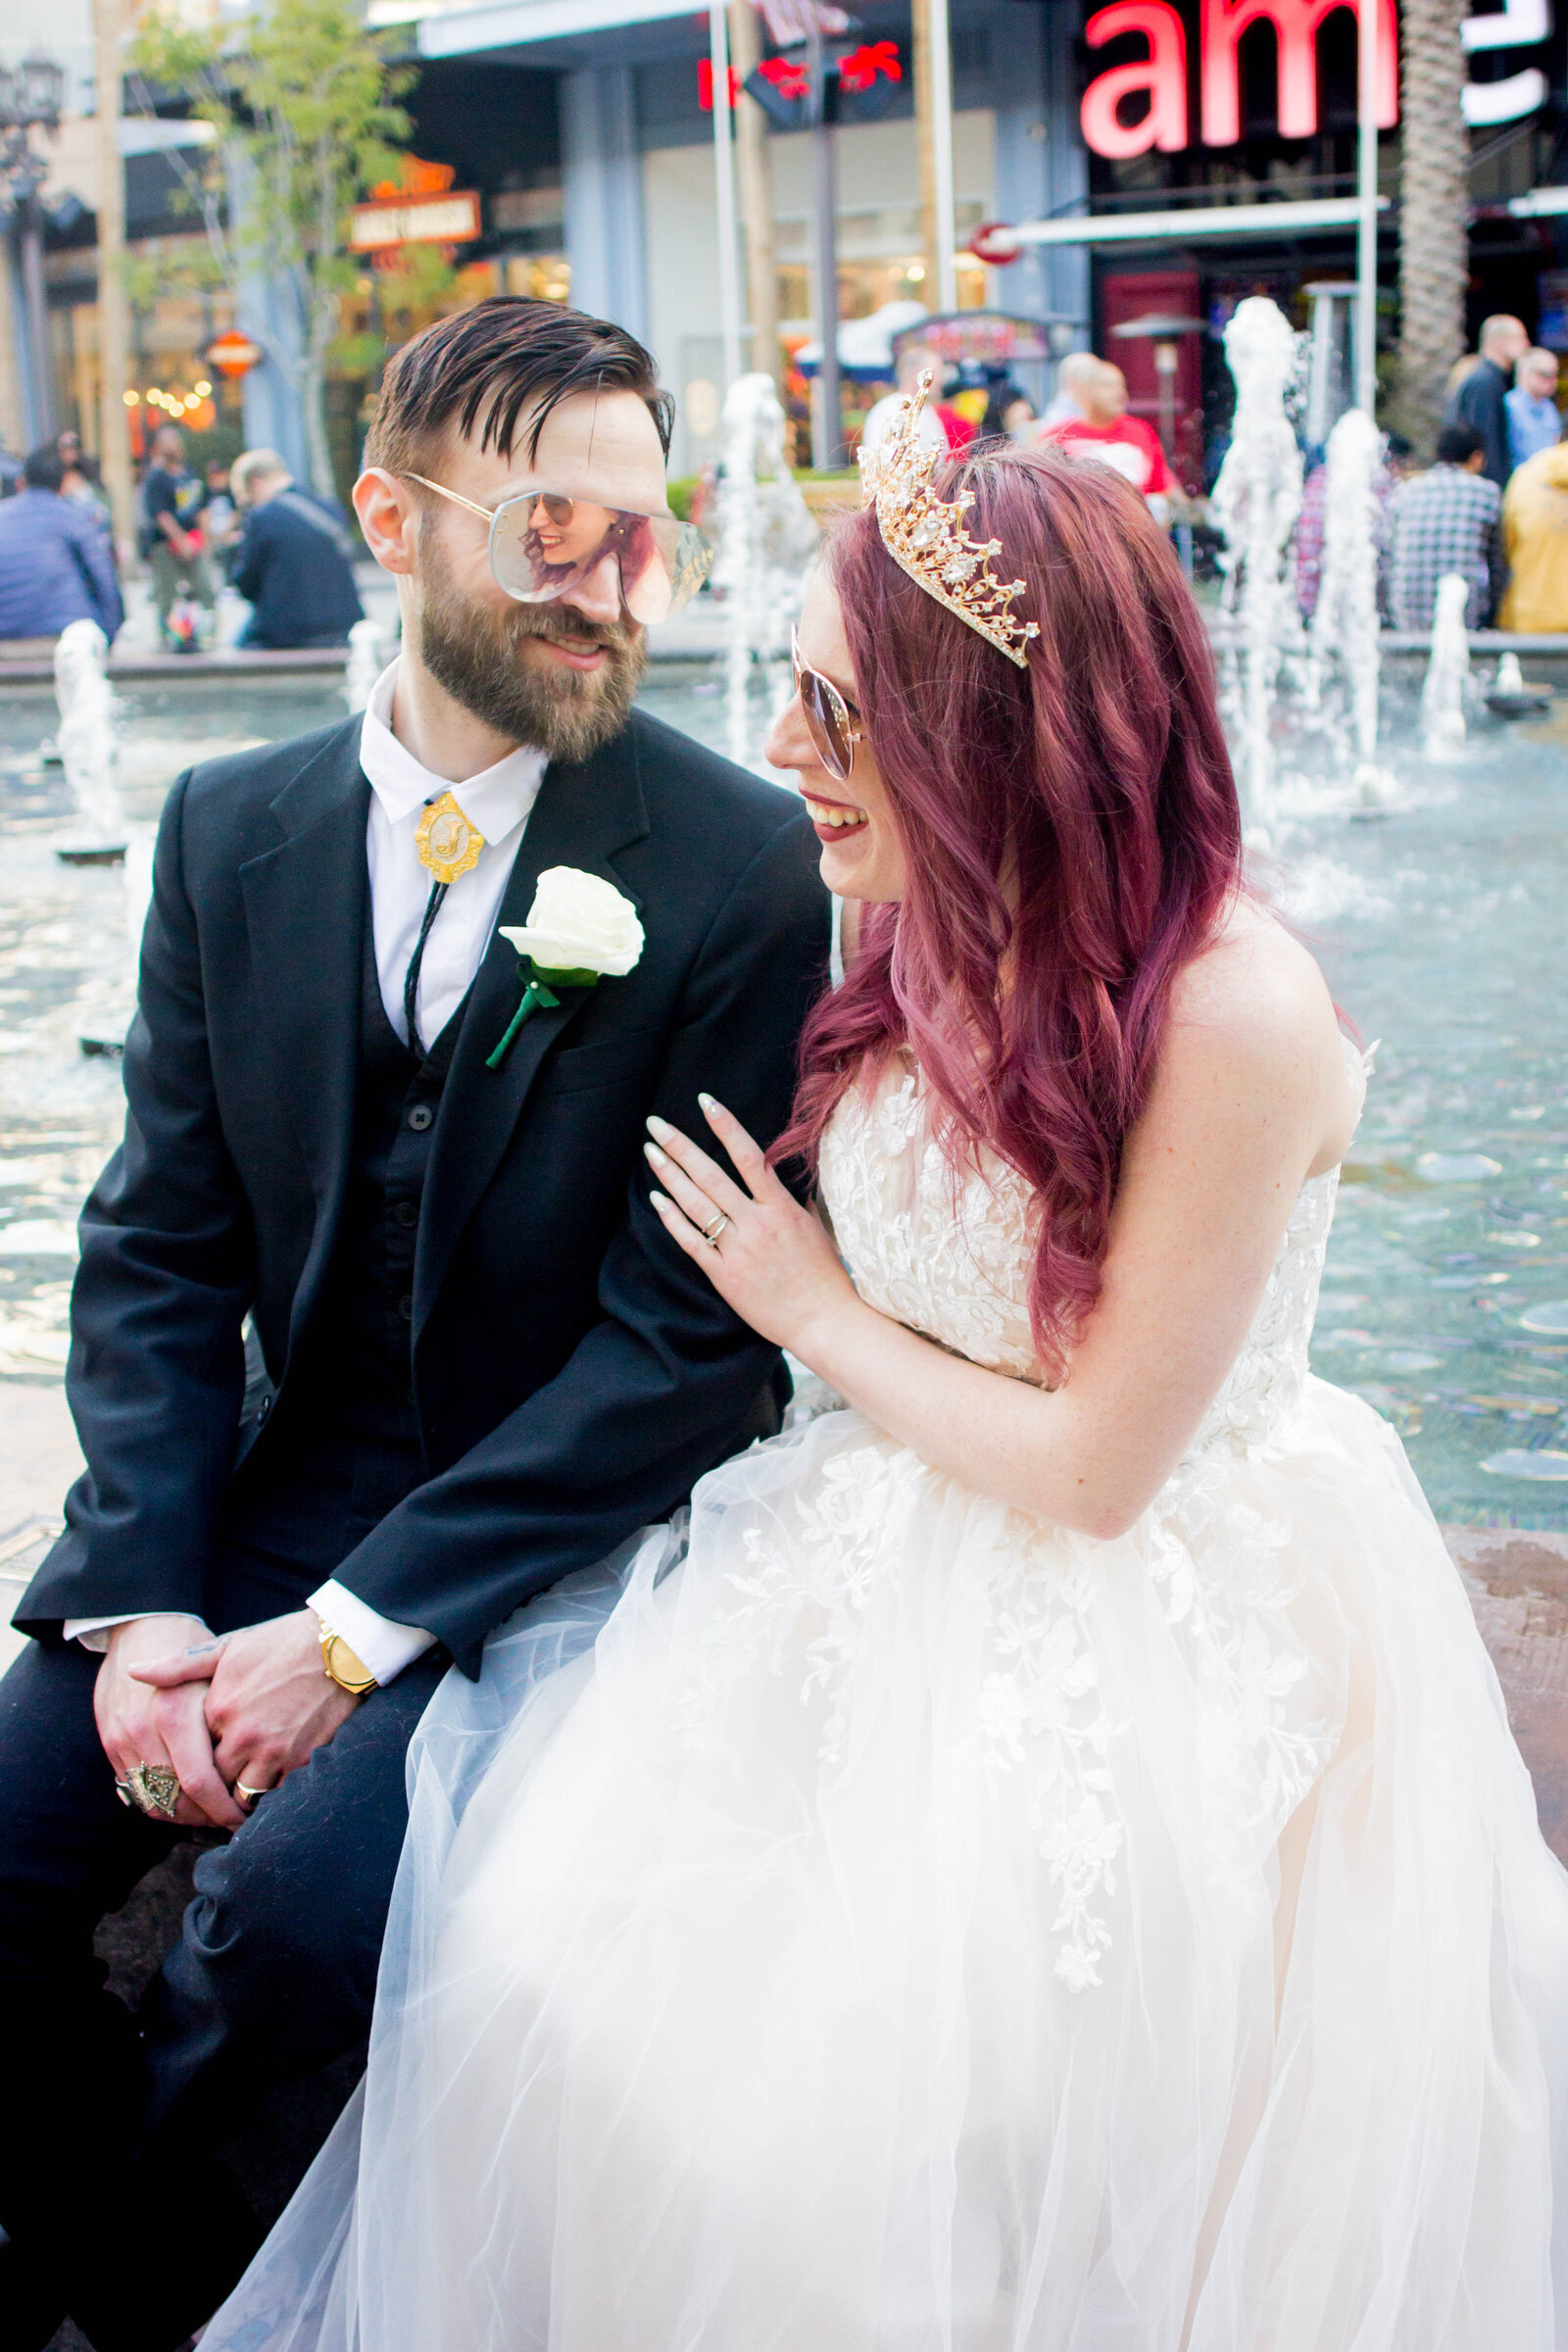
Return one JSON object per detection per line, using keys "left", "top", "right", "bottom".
{"left": 649, "top": 1190, "right": 672, "bottom": 1210}
{"left": 698, "top": 1093, "right": 718, "bottom": 1111}
{"left": 647, "top": 1114, "right": 673, "bottom": 1141}
{"left": 644, "top": 1141, "right": 669, "bottom": 1167}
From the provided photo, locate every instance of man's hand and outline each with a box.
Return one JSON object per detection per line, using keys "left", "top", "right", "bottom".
{"left": 131, "top": 1608, "right": 362, "bottom": 1798}
{"left": 96, "top": 1616, "right": 247, "bottom": 1831}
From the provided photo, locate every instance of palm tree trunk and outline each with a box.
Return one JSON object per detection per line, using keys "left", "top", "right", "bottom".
{"left": 1393, "top": 0, "right": 1470, "bottom": 452}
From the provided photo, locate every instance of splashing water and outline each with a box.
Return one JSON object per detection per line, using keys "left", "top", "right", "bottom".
{"left": 712, "top": 372, "right": 819, "bottom": 773}
{"left": 1211, "top": 299, "right": 1303, "bottom": 835}
{"left": 1422, "top": 573, "right": 1472, "bottom": 759}
{"left": 343, "top": 616, "right": 391, "bottom": 714}
{"left": 1306, "top": 407, "right": 1389, "bottom": 792}
{"left": 53, "top": 620, "right": 126, "bottom": 852}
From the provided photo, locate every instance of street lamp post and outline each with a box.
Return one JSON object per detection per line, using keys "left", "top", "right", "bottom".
{"left": 1355, "top": 0, "right": 1379, "bottom": 413}
{"left": 0, "top": 51, "right": 67, "bottom": 448}
{"left": 708, "top": 0, "right": 743, "bottom": 393}
{"left": 806, "top": 12, "right": 843, "bottom": 471}
{"left": 92, "top": 0, "right": 135, "bottom": 556}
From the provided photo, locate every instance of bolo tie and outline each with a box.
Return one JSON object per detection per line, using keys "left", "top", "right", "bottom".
{"left": 404, "top": 791, "right": 485, "bottom": 1056}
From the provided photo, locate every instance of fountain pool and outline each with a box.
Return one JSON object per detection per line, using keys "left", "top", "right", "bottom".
{"left": 2, "top": 662, "right": 1566, "bottom": 1531}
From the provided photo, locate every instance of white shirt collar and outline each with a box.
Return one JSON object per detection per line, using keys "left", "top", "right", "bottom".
{"left": 359, "top": 656, "right": 549, "bottom": 843}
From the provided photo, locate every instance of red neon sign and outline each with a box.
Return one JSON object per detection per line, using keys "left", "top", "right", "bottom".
{"left": 837, "top": 39, "right": 901, "bottom": 92}
{"left": 697, "top": 59, "right": 741, "bottom": 109}
{"left": 1080, "top": 0, "right": 1398, "bottom": 155}
{"left": 757, "top": 52, "right": 810, "bottom": 99}
{"left": 1081, "top": 0, "right": 1187, "bottom": 155}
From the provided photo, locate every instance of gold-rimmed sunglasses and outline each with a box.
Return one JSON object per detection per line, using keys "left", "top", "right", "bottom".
{"left": 792, "top": 625, "right": 863, "bottom": 783}
{"left": 405, "top": 473, "right": 711, "bottom": 625}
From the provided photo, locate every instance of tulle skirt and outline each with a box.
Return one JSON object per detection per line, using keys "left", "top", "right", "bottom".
{"left": 205, "top": 1378, "right": 1568, "bottom": 2350}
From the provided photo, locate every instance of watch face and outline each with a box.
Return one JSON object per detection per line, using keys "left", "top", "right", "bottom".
{"left": 321, "top": 1630, "right": 375, "bottom": 1693}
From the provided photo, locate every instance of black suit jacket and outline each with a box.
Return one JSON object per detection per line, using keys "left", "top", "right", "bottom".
{"left": 19, "top": 709, "right": 829, "bottom": 1673}
{"left": 1450, "top": 358, "right": 1512, "bottom": 490}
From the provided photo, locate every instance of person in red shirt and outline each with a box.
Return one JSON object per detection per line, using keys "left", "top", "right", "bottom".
{"left": 1043, "top": 362, "right": 1174, "bottom": 519}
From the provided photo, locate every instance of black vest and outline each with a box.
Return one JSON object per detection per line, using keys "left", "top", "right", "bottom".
{"left": 220, "top": 919, "right": 470, "bottom": 1599}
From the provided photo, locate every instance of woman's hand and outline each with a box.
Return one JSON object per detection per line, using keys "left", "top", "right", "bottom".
{"left": 645, "top": 1097, "right": 859, "bottom": 1362}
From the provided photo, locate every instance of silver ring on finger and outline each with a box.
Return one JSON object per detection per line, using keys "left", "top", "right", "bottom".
{"left": 701, "top": 1210, "right": 730, "bottom": 1247}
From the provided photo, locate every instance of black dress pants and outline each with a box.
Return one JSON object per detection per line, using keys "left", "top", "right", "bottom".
{"left": 0, "top": 1619, "right": 444, "bottom": 2351}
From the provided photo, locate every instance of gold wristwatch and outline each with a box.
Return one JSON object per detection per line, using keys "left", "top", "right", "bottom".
{"left": 317, "top": 1615, "right": 378, "bottom": 1696}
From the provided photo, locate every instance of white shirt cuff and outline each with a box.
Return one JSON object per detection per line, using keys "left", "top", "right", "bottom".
{"left": 308, "top": 1579, "right": 435, "bottom": 1687}
{"left": 65, "top": 1612, "right": 163, "bottom": 1652}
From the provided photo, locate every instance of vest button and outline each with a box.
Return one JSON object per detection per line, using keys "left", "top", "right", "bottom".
{"left": 398, "top": 1294, "right": 415, "bottom": 1321}
{"left": 406, "top": 1102, "right": 434, "bottom": 1132}
{"left": 391, "top": 1199, "right": 417, "bottom": 1228}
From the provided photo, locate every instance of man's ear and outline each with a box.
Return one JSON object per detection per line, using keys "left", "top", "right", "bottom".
{"left": 354, "top": 467, "right": 418, "bottom": 576}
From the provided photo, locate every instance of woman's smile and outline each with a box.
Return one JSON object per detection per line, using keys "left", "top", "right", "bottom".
{"left": 801, "top": 789, "right": 869, "bottom": 838}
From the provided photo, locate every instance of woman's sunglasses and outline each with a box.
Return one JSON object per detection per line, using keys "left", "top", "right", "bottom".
{"left": 406, "top": 474, "right": 711, "bottom": 625}
{"left": 792, "top": 626, "right": 863, "bottom": 783}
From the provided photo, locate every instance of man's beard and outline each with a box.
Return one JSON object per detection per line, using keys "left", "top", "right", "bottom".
{"left": 415, "top": 528, "right": 646, "bottom": 764}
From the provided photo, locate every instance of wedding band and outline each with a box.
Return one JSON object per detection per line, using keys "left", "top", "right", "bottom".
{"left": 235, "top": 1781, "right": 270, "bottom": 1810}
{"left": 123, "top": 1762, "right": 182, "bottom": 1820}
{"left": 701, "top": 1211, "right": 730, "bottom": 1246}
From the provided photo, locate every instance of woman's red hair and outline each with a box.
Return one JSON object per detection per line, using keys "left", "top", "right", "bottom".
{"left": 774, "top": 443, "right": 1244, "bottom": 1382}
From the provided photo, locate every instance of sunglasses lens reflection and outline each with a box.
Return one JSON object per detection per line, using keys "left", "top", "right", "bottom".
{"left": 801, "top": 670, "right": 854, "bottom": 781}
{"left": 488, "top": 498, "right": 711, "bottom": 622}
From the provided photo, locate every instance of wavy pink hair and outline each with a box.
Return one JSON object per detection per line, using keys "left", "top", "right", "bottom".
{"left": 774, "top": 444, "right": 1244, "bottom": 1382}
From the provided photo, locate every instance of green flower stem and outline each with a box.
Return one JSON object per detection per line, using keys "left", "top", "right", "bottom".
{"left": 485, "top": 962, "right": 601, "bottom": 1069}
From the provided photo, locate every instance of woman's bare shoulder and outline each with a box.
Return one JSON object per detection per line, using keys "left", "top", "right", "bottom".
{"left": 1173, "top": 896, "right": 1339, "bottom": 1043}
{"left": 1159, "top": 898, "right": 1358, "bottom": 1171}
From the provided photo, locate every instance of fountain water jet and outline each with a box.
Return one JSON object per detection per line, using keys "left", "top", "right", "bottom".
{"left": 713, "top": 372, "right": 818, "bottom": 773}
{"left": 1211, "top": 298, "right": 1303, "bottom": 837}
{"left": 343, "top": 616, "right": 391, "bottom": 713}
{"left": 1422, "top": 572, "right": 1472, "bottom": 759}
{"left": 53, "top": 619, "right": 127, "bottom": 865}
{"left": 1305, "top": 406, "right": 1393, "bottom": 807}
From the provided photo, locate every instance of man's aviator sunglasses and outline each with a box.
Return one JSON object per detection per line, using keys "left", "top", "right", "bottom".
{"left": 405, "top": 473, "right": 711, "bottom": 625}
{"left": 792, "top": 625, "right": 863, "bottom": 783}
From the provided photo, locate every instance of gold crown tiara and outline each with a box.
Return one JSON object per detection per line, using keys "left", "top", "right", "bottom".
{"left": 858, "top": 369, "right": 1040, "bottom": 668}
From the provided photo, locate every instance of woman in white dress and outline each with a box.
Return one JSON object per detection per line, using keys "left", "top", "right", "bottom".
{"left": 207, "top": 387, "right": 1568, "bottom": 2351}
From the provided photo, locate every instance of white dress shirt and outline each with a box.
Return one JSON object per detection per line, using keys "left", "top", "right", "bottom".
{"left": 67, "top": 658, "right": 550, "bottom": 1686}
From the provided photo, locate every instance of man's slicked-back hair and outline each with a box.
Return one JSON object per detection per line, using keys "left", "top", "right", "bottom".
{"left": 365, "top": 298, "right": 674, "bottom": 477}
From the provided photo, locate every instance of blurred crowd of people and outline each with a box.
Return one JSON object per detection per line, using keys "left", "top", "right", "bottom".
{"left": 863, "top": 314, "right": 1568, "bottom": 641}
{"left": 0, "top": 421, "right": 363, "bottom": 658}
{"left": 4, "top": 312, "right": 1568, "bottom": 662}
{"left": 1304, "top": 314, "right": 1568, "bottom": 637}
{"left": 861, "top": 341, "right": 1178, "bottom": 526}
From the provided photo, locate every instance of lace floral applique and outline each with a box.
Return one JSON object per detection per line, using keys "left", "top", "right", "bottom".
{"left": 1183, "top": 1169, "right": 1340, "bottom": 1461}
{"left": 819, "top": 1069, "right": 1043, "bottom": 1382}
{"left": 967, "top": 1531, "right": 1126, "bottom": 1993}
{"left": 1146, "top": 1472, "right": 1340, "bottom": 1873}
{"left": 673, "top": 1047, "right": 1356, "bottom": 1992}
{"left": 673, "top": 1443, "right": 920, "bottom": 1765}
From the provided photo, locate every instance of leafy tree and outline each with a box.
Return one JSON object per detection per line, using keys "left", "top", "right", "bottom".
{"left": 128, "top": 0, "right": 417, "bottom": 495}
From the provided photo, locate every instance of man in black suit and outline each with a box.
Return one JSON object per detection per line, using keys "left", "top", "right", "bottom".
{"left": 0, "top": 299, "right": 828, "bottom": 2350}
{"left": 1446, "top": 313, "right": 1530, "bottom": 489}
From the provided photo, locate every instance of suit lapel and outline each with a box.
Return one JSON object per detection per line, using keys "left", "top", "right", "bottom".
{"left": 236, "top": 723, "right": 368, "bottom": 1350}
{"left": 416, "top": 725, "right": 650, "bottom": 1323}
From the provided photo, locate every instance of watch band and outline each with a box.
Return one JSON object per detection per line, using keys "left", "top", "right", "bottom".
{"left": 317, "top": 1616, "right": 378, "bottom": 1695}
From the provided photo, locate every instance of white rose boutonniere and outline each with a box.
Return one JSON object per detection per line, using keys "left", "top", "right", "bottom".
{"left": 486, "top": 866, "right": 645, "bottom": 1069}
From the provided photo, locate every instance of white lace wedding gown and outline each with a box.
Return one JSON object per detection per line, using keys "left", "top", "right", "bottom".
{"left": 208, "top": 1049, "right": 1568, "bottom": 2351}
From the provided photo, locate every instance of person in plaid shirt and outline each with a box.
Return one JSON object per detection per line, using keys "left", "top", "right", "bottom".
{"left": 1296, "top": 434, "right": 1412, "bottom": 620}
{"left": 1388, "top": 423, "right": 1505, "bottom": 630}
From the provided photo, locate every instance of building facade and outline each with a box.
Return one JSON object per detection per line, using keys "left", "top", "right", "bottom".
{"left": 10, "top": 0, "right": 1568, "bottom": 492}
